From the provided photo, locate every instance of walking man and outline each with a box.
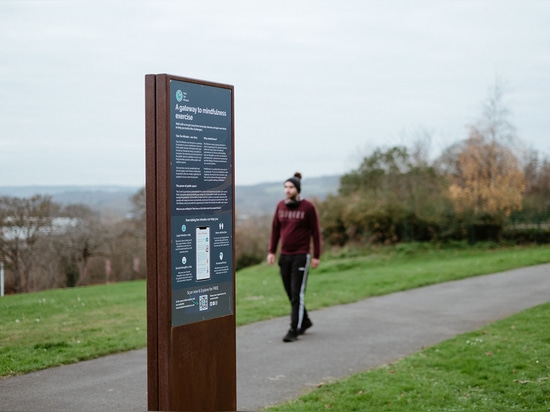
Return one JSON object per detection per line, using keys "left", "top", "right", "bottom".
{"left": 267, "top": 172, "right": 322, "bottom": 342}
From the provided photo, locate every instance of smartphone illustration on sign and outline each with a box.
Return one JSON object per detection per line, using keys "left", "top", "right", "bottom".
{"left": 196, "top": 226, "right": 210, "bottom": 281}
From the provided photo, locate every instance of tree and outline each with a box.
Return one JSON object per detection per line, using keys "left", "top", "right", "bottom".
{"left": 448, "top": 136, "right": 524, "bottom": 216}
{"left": 54, "top": 203, "right": 108, "bottom": 287}
{"left": 445, "top": 82, "right": 525, "bottom": 225}
{"left": 234, "top": 215, "right": 271, "bottom": 270}
{"left": 130, "top": 187, "right": 146, "bottom": 222}
{"left": 340, "top": 146, "right": 411, "bottom": 197}
{"left": 121, "top": 187, "right": 147, "bottom": 280}
{"left": 317, "top": 194, "right": 349, "bottom": 247}
{"left": 521, "top": 149, "right": 550, "bottom": 215}
{"left": 0, "top": 195, "right": 59, "bottom": 293}
{"left": 328, "top": 144, "right": 449, "bottom": 245}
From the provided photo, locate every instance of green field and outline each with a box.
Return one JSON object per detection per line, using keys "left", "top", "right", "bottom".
{"left": 268, "top": 301, "right": 550, "bottom": 411}
{"left": 0, "top": 281, "right": 146, "bottom": 376}
{"left": 1, "top": 243, "right": 549, "bottom": 410}
{"left": 236, "top": 243, "right": 550, "bottom": 325}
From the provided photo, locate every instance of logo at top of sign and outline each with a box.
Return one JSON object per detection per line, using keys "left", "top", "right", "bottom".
{"left": 176, "top": 90, "right": 183, "bottom": 102}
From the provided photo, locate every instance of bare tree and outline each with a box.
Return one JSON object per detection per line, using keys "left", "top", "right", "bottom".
{"left": 0, "top": 195, "right": 59, "bottom": 293}
{"left": 54, "top": 203, "right": 108, "bottom": 287}
{"left": 130, "top": 187, "right": 146, "bottom": 222}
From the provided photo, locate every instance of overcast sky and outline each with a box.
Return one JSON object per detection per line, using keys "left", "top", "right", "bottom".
{"left": 1, "top": 1, "right": 549, "bottom": 187}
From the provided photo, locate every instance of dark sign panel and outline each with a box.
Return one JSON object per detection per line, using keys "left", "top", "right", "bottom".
{"left": 169, "top": 80, "right": 233, "bottom": 326}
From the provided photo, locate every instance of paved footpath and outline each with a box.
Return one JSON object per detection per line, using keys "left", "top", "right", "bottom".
{"left": 1, "top": 264, "right": 549, "bottom": 411}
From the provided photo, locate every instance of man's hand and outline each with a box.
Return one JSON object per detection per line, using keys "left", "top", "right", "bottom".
{"left": 267, "top": 253, "right": 276, "bottom": 265}
{"left": 312, "top": 258, "right": 320, "bottom": 269}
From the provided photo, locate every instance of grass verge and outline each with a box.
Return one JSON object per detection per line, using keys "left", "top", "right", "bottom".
{"left": 267, "top": 301, "right": 550, "bottom": 411}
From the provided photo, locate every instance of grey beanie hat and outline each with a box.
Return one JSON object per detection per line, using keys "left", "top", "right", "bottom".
{"left": 285, "top": 172, "right": 302, "bottom": 193}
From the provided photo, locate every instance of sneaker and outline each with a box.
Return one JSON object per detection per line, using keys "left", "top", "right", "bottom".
{"left": 298, "top": 319, "right": 313, "bottom": 335}
{"left": 283, "top": 329, "right": 298, "bottom": 342}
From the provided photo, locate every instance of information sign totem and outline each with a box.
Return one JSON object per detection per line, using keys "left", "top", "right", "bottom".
{"left": 145, "top": 74, "right": 236, "bottom": 411}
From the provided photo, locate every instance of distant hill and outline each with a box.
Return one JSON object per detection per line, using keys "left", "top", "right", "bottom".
{"left": 0, "top": 186, "right": 141, "bottom": 219}
{"left": 0, "top": 175, "right": 341, "bottom": 219}
{"left": 235, "top": 175, "right": 340, "bottom": 217}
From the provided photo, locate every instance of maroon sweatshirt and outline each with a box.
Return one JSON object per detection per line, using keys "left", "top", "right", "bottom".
{"left": 268, "top": 198, "right": 321, "bottom": 259}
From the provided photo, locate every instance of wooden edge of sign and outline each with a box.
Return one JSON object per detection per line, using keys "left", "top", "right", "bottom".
{"left": 145, "top": 74, "right": 159, "bottom": 411}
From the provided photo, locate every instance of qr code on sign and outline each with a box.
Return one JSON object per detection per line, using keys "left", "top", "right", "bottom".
{"left": 199, "top": 295, "right": 208, "bottom": 311}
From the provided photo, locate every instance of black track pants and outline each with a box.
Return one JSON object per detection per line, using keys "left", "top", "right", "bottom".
{"left": 278, "top": 254, "right": 311, "bottom": 331}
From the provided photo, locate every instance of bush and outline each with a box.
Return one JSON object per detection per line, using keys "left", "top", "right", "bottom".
{"left": 234, "top": 215, "right": 271, "bottom": 270}
{"left": 235, "top": 253, "right": 264, "bottom": 271}
{"left": 501, "top": 228, "right": 550, "bottom": 244}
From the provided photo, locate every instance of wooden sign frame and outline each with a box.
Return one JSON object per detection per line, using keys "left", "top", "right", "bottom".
{"left": 145, "top": 74, "right": 236, "bottom": 411}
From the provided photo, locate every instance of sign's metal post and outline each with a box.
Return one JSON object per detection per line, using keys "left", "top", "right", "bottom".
{"left": 145, "top": 74, "right": 236, "bottom": 411}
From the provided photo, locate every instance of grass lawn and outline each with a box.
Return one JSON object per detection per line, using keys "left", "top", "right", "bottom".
{"left": 268, "top": 301, "right": 550, "bottom": 411}
{"left": 236, "top": 243, "right": 550, "bottom": 325}
{"left": 1, "top": 243, "right": 549, "bottom": 387}
{"left": 0, "top": 281, "right": 146, "bottom": 376}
